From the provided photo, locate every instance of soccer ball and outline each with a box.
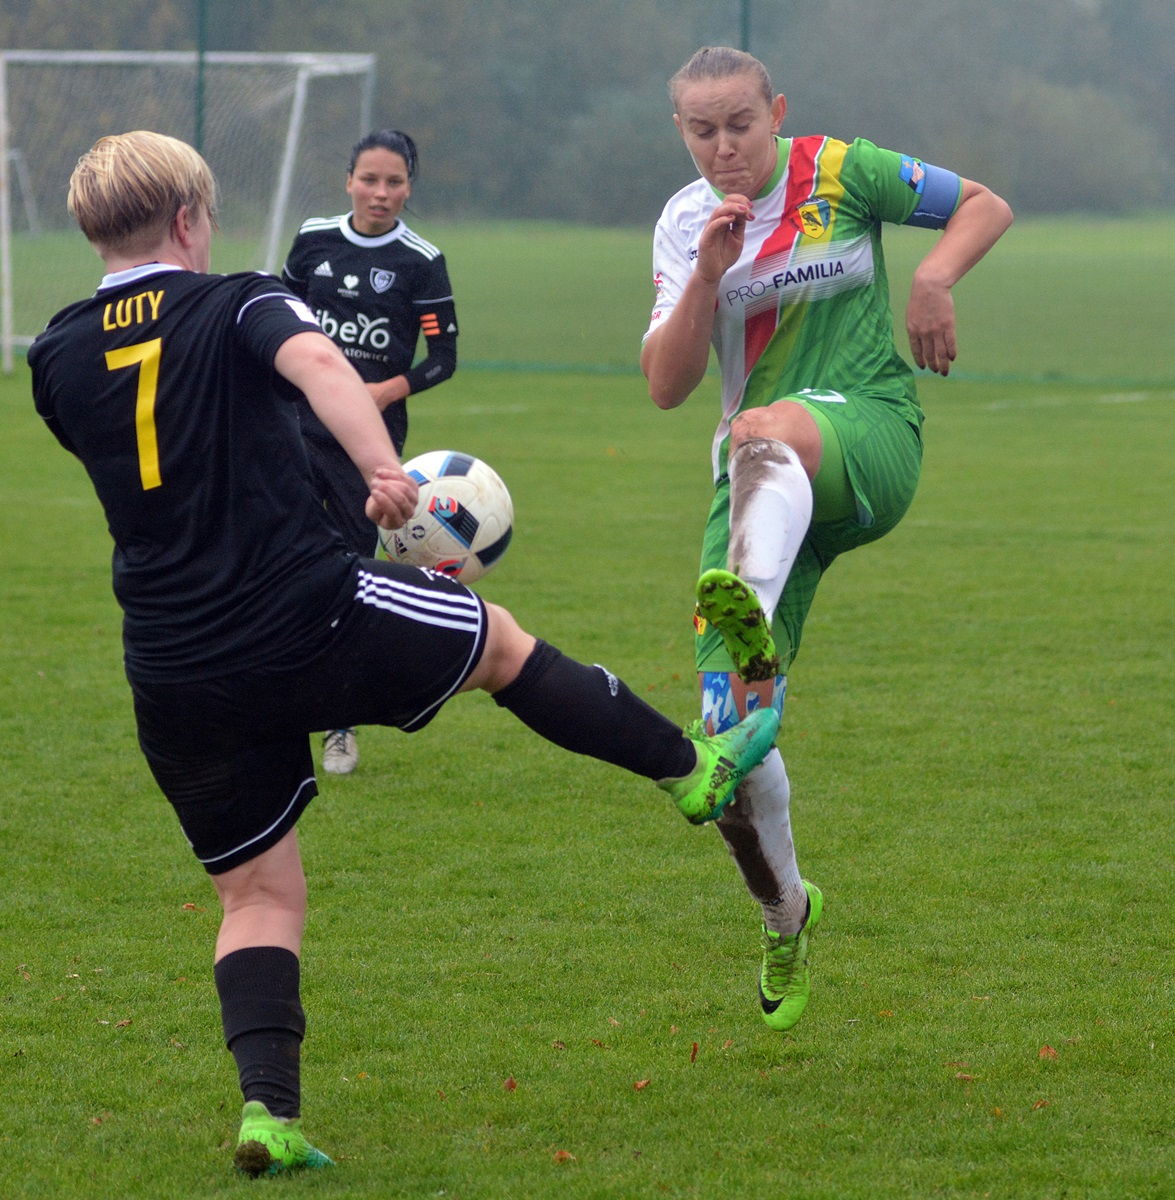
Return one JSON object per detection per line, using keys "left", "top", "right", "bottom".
{"left": 379, "top": 450, "right": 513, "bottom": 583}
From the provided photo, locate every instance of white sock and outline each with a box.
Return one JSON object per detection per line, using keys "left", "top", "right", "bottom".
{"left": 728, "top": 438, "right": 813, "bottom": 615}
{"left": 719, "top": 748, "right": 808, "bottom": 935}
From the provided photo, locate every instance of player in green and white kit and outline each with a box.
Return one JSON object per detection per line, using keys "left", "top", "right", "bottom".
{"left": 642, "top": 47, "right": 1013, "bottom": 1032}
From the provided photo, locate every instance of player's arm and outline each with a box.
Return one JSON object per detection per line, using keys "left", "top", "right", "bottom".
{"left": 641, "top": 194, "right": 753, "bottom": 409}
{"left": 905, "top": 177, "right": 1013, "bottom": 376}
{"left": 369, "top": 281, "right": 458, "bottom": 411}
{"left": 367, "top": 306, "right": 458, "bottom": 410}
{"left": 274, "top": 330, "right": 417, "bottom": 528}
{"left": 279, "top": 236, "right": 310, "bottom": 301}
{"left": 405, "top": 296, "right": 458, "bottom": 394}
{"left": 280, "top": 267, "right": 308, "bottom": 301}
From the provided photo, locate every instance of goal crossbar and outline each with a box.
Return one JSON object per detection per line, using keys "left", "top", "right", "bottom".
{"left": 0, "top": 49, "right": 376, "bottom": 371}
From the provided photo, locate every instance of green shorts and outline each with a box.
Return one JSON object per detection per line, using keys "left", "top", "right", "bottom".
{"left": 695, "top": 389, "right": 923, "bottom": 674}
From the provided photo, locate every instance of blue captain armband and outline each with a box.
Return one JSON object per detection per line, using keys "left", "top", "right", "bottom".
{"left": 899, "top": 157, "right": 962, "bottom": 229}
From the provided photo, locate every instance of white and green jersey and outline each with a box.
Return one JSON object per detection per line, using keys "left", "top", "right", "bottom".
{"left": 646, "top": 136, "right": 961, "bottom": 480}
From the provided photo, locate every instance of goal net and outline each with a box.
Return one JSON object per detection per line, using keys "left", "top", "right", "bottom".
{"left": 0, "top": 50, "right": 376, "bottom": 370}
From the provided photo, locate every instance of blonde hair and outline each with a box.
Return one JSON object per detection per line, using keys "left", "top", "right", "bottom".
{"left": 68, "top": 131, "right": 218, "bottom": 253}
{"left": 668, "top": 46, "right": 774, "bottom": 109}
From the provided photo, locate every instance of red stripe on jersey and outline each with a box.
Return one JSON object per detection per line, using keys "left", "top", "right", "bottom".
{"left": 742, "top": 138, "right": 824, "bottom": 378}
{"left": 420, "top": 312, "right": 440, "bottom": 336}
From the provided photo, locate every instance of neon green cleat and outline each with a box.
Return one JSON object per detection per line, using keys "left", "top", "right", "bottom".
{"left": 759, "top": 880, "right": 823, "bottom": 1032}
{"left": 696, "top": 568, "right": 780, "bottom": 683}
{"left": 660, "top": 706, "right": 779, "bottom": 825}
{"left": 233, "top": 1100, "right": 334, "bottom": 1177}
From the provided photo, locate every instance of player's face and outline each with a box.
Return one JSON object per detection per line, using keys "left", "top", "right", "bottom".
{"left": 674, "top": 74, "right": 786, "bottom": 198}
{"left": 347, "top": 148, "right": 411, "bottom": 236}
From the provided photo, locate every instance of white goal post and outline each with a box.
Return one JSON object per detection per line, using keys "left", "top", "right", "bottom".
{"left": 0, "top": 50, "right": 376, "bottom": 372}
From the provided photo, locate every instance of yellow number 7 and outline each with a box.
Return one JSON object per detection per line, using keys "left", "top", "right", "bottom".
{"left": 105, "top": 338, "right": 163, "bottom": 490}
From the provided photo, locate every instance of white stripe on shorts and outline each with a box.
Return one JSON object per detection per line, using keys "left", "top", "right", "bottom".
{"left": 354, "top": 568, "right": 483, "bottom": 632}
{"left": 198, "top": 775, "right": 316, "bottom": 866}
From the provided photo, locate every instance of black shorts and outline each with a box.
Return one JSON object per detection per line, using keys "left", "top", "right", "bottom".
{"left": 130, "top": 559, "right": 487, "bottom": 875}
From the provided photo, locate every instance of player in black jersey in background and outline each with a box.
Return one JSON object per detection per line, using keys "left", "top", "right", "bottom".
{"left": 282, "top": 130, "right": 458, "bottom": 774}
{"left": 29, "top": 131, "right": 780, "bottom": 1178}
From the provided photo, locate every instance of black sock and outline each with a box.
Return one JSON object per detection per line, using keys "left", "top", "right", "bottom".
{"left": 493, "top": 640, "right": 696, "bottom": 780}
{"left": 214, "top": 946, "right": 305, "bottom": 1119}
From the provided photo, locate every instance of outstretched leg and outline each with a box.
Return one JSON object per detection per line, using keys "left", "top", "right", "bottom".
{"left": 488, "top": 634, "right": 779, "bottom": 824}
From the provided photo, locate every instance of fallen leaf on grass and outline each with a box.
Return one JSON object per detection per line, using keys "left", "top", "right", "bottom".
{"left": 690, "top": 1042, "right": 698, "bottom": 1063}
{"left": 503, "top": 1077, "right": 517, "bottom": 1091}
{"left": 115, "top": 1019, "right": 132, "bottom": 1028}
{"left": 1032, "top": 1099, "right": 1050, "bottom": 1110}
{"left": 1039, "top": 1044, "right": 1058, "bottom": 1059}
{"left": 955, "top": 1072, "right": 976, "bottom": 1082}
{"left": 553, "top": 1149, "right": 576, "bottom": 1163}
{"left": 633, "top": 1079, "right": 650, "bottom": 1091}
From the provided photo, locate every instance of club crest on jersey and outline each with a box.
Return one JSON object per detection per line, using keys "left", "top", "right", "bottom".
{"left": 370, "top": 267, "right": 396, "bottom": 294}
{"left": 795, "top": 199, "right": 831, "bottom": 239}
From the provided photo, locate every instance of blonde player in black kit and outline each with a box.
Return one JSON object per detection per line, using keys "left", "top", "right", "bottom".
{"left": 29, "top": 131, "right": 779, "bottom": 1178}
{"left": 283, "top": 130, "right": 456, "bottom": 774}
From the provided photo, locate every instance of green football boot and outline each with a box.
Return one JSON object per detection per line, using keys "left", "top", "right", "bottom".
{"left": 696, "top": 568, "right": 781, "bottom": 683}
{"left": 759, "top": 880, "right": 823, "bottom": 1032}
{"left": 660, "top": 706, "right": 780, "bottom": 825}
{"left": 233, "top": 1100, "right": 334, "bottom": 1177}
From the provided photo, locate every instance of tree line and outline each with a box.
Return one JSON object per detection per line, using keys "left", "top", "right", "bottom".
{"left": 4, "top": 0, "right": 1172, "bottom": 224}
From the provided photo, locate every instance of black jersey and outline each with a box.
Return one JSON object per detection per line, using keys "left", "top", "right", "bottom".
{"left": 29, "top": 265, "right": 355, "bottom": 681}
{"left": 282, "top": 214, "right": 458, "bottom": 449}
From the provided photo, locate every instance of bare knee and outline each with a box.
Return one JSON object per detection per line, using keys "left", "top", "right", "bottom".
{"left": 211, "top": 830, "right": 308, "bottom": 957}
{"left": 214, "top": 838, "right": 307, "bottom": 918}
{"left": 730, "top": 401, "right": 822, "bottom": 479}
{"left": 463, "top": 602, "right": 536, "bottom": 694}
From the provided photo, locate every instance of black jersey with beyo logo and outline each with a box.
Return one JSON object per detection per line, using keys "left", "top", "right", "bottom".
{"left": 282, "top": 214, "right": 458, "bottom": 448}
{"left": 30, "top": 265, "right": 355, "bottom": 680}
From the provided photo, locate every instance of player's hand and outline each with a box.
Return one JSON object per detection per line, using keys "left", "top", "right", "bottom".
{"left": 367, "top": 378, "right": 409, "bottom": 412}
{"left": 906, "top": 279, "right": 958, "bottom": 376}
{"left": 365, "top": 465, "right": 418, "bottom": 529}
{"left": 696, "top": 194, "right": 754, "bottom": 283}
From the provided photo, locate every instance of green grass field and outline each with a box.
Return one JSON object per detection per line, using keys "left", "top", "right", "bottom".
{"left": 1, "top": 219, "right": 1171, "bottom": 1198}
